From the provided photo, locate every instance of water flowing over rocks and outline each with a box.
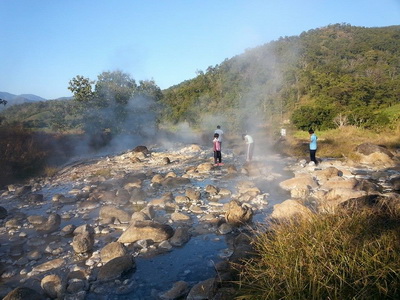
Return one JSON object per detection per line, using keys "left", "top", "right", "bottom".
{"left": 0, "top": 140, "right": 398, "bottom": 299}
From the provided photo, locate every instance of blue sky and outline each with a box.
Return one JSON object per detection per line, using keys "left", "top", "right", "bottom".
{"left": 1, "top": 0, "right": 399, "bottom": 99}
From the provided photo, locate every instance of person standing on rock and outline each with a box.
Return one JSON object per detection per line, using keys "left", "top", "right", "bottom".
{"left": 214, "top": 125, "right": 224, "bottom": 148}
{"left": 213, "top": 133, "right": 223, "bottom": 166}
{"left": 309, "top": 129, "right": 318, "bottom": 165}
{"left": 242, "top": 133, "right": 254, "bottom": 162}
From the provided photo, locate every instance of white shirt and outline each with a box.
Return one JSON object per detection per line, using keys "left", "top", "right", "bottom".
{"left": 214, "top": 128, "right": 223, "bottom": 142}
{"left": 244, "top": 134, "right": 253, "bottom": 144}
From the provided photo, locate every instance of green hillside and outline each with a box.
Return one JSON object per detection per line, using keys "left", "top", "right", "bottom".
{"left": 161, "top": 24, "right": 400, "bottom": 131}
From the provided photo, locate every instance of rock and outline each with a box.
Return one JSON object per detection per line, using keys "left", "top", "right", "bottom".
{"left": 271, "top": 199, "right": 313, "bottom": 221}
{"left": 0, "top": 206, "right": 7, "bottom": 219}
{"left": 162, "top": 177, "right": 191, "bottom": 187}
{"left": 171, "top": 211, "right": 191, "bottom": 222}
{"left": 186, "top": 278, "right": 216, "bottom": 300}
{"left": 356, "top": 143, "right": 393, "bottom": 157}
{"left": 185, "top": 188, "right": 201, "bottom": 201}
{"left": 35, "top": 213, "right": 61, "bottom": 233}
{"left": 225, "top": 200, "right": 253, "bottom": 226}
{"left": 196, "top": 162, "right": 214, "bottom": 172}
{"left": 73, "top": 231, "right": 94, "bottom": 254}
{"left": 133, "top": 145, "right": 149, "bottom": 155}
{"left": 97, "top": 255, "right": 135, "bottom": 282}
{"left": 159, "top": 281, "right": 189, "bottom": 300}
{"left": 163, "top": 157, "right": 171, "bottom": 164}
{"left": 100, "top": 242, "right": 127, "bottom": 263}
{"left": 169, "top": 226, "right": 191, "bottom": 247}
{"left": 2, "top": 287, "right": 45, "bottom": 300}
{"left": 118, "top": 221, "right": 174, "bottom": 243}
{"left": 32, "top": 258, "right": 65, "bottom": 273}
{"left": 26, "top": 193, "right": 44, "bottom": 203}
{"left": 99, "top": 206, "right": 130, "bottom": 223}
{"left": 389, "top": 176, "right": 400, "bottom": 191}
{"left": 279, "top": 174, "right": 318, "bottom": 191}
{"left": 41, "top": 274, "right": 65, "bottom": 299}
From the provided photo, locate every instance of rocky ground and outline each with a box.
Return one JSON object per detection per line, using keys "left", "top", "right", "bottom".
{"left": 0, "top": 138, "right": 399, "bottom": 300}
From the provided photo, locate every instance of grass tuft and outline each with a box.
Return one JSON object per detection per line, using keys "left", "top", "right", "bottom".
{"left": 235, "top": 202, "right": 400, "bottom": 299}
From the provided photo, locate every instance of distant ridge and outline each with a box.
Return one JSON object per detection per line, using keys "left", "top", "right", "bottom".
{"left": 0, "top": 91, "right": 47, "bottom": 111}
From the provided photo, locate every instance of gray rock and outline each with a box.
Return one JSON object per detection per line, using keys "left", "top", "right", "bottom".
{"left": 2, "top": 287, "right": 45, "bottom": 300}
{"left": 41, "top": 274, "right": 65, "bottom": 299}
{"left": 100, "top": 242, "right": 127, "bottom": 263}
{"left": 97, "top": 255, "right": 135, "bottom": 282}
{"left": 118, "top": 220, "right": 174, "bottom": 243}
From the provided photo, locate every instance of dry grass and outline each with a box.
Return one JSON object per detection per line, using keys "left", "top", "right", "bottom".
{"left": 275, "top": 126, "right": 400, "bottom": 160}
{"left": 235, "top": 202, "right": 400, "bottom": 300}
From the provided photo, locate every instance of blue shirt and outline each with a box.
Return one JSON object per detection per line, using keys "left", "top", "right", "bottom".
{"left": 310, "top": 134, "right": 317, "bottom": 150}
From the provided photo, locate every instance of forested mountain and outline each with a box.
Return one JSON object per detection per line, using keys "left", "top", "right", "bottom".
{"left": 1, "top": 24, "right": 399, "bottom": 133}
{"left": 162, "top": 24, "right": 400, "bottom": 131}
{"left": 0, "top": 92, "right": 47, "bottom": 112}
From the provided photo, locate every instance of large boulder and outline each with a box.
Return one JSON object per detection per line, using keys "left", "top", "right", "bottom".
{"left": 271, "top": 199, "right": 313, "bottom": 221}
{"left": 118, "top": 221, "right": 174, "bottom": 243}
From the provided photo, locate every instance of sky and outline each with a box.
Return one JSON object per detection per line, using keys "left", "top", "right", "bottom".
{"left": 1, "top": 0, "right": 399, "bottom": 100}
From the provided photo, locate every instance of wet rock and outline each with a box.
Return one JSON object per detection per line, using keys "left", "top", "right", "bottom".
{"left": 185, "top": 188, "right": 201, "bottom": 201}
{"left": 100, "top": 242, "right": 127, "bottom": 263}
{"left": 118, "top": 220, "right": 174, "bottom": 243}
{"left": 97, "top": 255, "right": 135, "bottom": 282}
{"left": 196, "top": 162, "right": 214, "bottom": 172}
{"left": 186, "top": 278, "right": 217, "bottom": 300}
{"left": 73, "top": 231, "right": 94, "bottom": 254}
{"left": 225, "top": 200, "right": 253, "bottom": 226}
{"left": 99, "top": 206, "right": 130, "bottom": 223}
{"left": 2, "top": 287, "right": 45, "bottom": 300}
{"left": 169, "top": 226, "right": 191, "bottom": 247}
{"left": 151, "top": 174, "right": 164, "bottom": 184}
{"left": 271, "top": 199, "right": 313, "bottom": 221}
{"left": 35, "top": 213, "right": 61, "bottom": 233}
{"left": 133, "top": 145, "right": 149, "bottom": 155}
{"left": 162, "top": 177, "right": 191, "bottom": 187}
{"left": 131, "top": 211, "right": 151, "bottom": 222}
{"left": 389, "top": 176, "right": 400, "bottom": 191}
{"left": 175, "top": 195, "right": 191, "bottom": 204}
{"left": 26, "top": 193, "right": 44, "bottom": 203}
{"left": 31, "top": 258, "right": 65, "bottom": 274}
{"left": 41, "top": 274, "right": 65, "bottom": 299}
{"left": 205, "top": 185, "right": 219, "bottom": 195}
{"left": 159, "top": 281, "right": 189, "bottom": 300}
{"left": 15, "top": 185, "right": 31, "bottom": 196}
{"left": 171, "top": 211, "right": 191, "bottom": 222}
{"left": 27, "top": 215, "right": 46, "bottom": 225}
{"left": 218, "top": 222, "right": 233, "bottom": 235}
{"left": 0, "top": 206, "right": 7, "bottom": 219}
{"left": 163, "top": 157, "right": 171, "bottom": 165}
{"left": 61, "top": 224, "right": 76, "bottom": 235}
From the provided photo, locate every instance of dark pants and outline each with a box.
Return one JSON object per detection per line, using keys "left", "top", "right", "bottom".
{"left": 310, "top": 149, "right": 317, "bottom": 164}
{"left": 214, "top": 151, "right": 221, "bottom": 163}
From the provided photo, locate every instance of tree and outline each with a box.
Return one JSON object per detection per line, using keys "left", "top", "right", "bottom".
{"left": 68, "top": 75, "right": 95, "bottom": 104}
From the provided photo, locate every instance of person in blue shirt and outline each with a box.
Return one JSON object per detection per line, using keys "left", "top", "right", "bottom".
{"left": 308, "top": 129, "right": 318, "bottom": 165}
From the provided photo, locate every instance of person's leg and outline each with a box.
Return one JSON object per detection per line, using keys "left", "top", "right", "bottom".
{"left": 310, "top": 150, "right": 317, "bottom": 164}
{"left": 214, "top": 151, "right": 218, "bottom": 164}
{"left": 249, "top": 143, "right": 254, "bottom": 161}
{"left": 217, "top": 151, "right": 222, "bottom": 163}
